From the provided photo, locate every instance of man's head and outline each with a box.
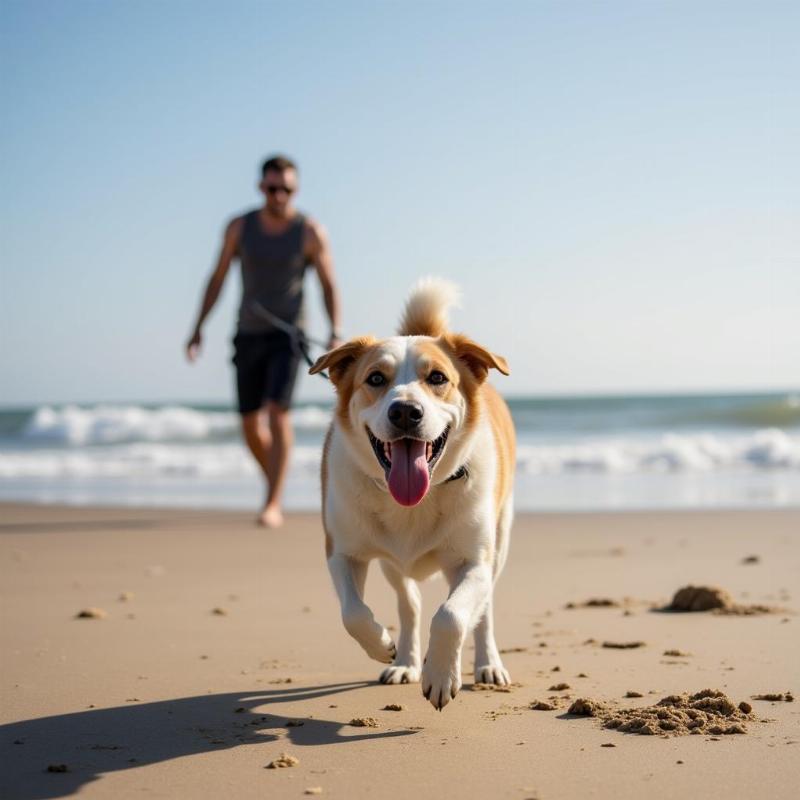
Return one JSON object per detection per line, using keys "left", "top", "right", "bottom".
{"left": 259, "top": 154, "right": 298, "bottom": 216}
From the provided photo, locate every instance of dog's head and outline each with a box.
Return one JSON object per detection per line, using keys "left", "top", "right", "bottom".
{"left": 310, "top": 333, "right": 509, "bottom": 507}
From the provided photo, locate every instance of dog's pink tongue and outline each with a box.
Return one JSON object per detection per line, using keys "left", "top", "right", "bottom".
{"left": 388, "top": 439, "right": 430, "bottom": 507}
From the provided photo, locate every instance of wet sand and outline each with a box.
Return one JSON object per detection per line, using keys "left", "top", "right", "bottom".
{"left": 1, "top": 503, "right": 798, "bottom": 799}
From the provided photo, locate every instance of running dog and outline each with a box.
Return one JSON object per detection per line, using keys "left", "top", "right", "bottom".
{"left": 309, "top": 278, "right": 515, "bottom": 710}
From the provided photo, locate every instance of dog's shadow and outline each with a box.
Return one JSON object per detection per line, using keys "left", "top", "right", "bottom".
{"left": 1, "top": 681, "right": 415, "bottom": 800}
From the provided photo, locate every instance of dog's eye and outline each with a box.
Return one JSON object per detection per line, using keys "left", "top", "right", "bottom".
{"left": 366, "top": 372, "right": 386, "bottom": 387}
{"left": 428, "top": 370, "right": 448, "bottom": 385}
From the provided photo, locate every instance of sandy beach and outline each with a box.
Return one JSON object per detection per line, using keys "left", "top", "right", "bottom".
{"left": 1, "top": 503, "right": 798, "bottom": 799}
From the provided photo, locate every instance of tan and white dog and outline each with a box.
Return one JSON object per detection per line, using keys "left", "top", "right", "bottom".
{"left": 309, "top": 278, "right": 515, "bottom": 710}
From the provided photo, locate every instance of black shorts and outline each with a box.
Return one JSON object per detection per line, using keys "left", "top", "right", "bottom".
{"left": 232, "top": 330, "right": 301, "bottom": 414}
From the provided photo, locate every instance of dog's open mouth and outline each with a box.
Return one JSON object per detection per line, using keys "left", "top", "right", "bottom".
{"left": 367, "top": 427, "right": 449, "bottom": 507}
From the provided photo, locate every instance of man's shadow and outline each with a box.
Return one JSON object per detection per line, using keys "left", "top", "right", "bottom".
{"left": 1, "top": 681, "right": 415, "bottom": 800}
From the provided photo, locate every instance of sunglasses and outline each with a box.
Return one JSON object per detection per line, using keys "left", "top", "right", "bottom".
{"left": 265, "top": 184, "right": 294, "bottom": 195}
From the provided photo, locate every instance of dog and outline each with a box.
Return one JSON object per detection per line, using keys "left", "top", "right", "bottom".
{"left": 309, "top": 278, "right": 515, "bottom": 710}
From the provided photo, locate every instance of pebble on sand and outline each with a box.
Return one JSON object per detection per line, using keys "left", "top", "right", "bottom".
{"left": 75, "top": 608, "right": 107, "bottom": 619}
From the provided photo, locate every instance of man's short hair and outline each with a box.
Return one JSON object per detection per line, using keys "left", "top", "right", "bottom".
{"left": 261, "top": 155, "right": 297, "bottom": 176}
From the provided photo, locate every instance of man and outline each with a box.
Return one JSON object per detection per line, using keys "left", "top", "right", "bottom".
{"left": 186, "top": 155, "right": 341, "bottom": 528}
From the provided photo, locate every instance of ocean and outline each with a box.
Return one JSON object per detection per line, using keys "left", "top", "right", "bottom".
{"left": 0, "top": 392, "right": 798, "bottom": 512}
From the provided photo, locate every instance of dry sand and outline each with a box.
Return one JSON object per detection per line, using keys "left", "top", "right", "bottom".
{"left": 1, "top": 503, "right": 799, "bottom": 799}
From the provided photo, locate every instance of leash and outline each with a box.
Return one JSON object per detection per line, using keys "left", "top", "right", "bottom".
{"left": 250, "top": 301, "right": 331, "bottom": 381}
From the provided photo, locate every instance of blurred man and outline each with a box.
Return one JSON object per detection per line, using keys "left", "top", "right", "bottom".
{"left": 186, "top": 155, "right": 341, "bottom": 528}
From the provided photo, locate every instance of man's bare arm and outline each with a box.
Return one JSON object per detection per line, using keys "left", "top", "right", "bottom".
{"left": 186, "top": 217, "right": 242, "bottom": 362}
{"left": 307, "top": 220, "right": 342, "bottom": 349}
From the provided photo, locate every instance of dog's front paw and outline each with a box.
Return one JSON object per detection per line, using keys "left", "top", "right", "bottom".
{"left": 363, "top": 630, "right": 397, "bottom": 664}
{"left": 380, "top": 664, "right": 421, "bottom": 684}
{"left": 474, "top": 663, "right": 510, "bottom": 686}
{"left": 343, "top": 609, "right": 397, "bottom": 664}
{"left": 421, "top": 659, "right": 461, "bottom": 711}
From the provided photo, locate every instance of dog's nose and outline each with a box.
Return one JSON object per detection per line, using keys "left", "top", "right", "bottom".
{"left": 388, "top": 400, "right": 424, "bottom": 432}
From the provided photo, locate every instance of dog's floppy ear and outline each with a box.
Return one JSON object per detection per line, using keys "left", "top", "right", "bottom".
{"left": 445, "top": 334, "right": 510, "bottom": 382}
{"left": 309, "top": 337, "right": 375, "bottom": 385}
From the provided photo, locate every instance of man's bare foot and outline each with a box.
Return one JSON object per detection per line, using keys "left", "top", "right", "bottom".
{"left": 257, "top": 504, "right": 284, "bottom": 529}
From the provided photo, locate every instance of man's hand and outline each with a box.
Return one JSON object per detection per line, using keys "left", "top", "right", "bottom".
{"left": 185, "top": 216, "right": 241, "bottom": 364}
{"left": 186, "top": 329, "right": 202, "bottom": 362}
{"left": 327, "top": 334, "right": 343, "bottom": 351}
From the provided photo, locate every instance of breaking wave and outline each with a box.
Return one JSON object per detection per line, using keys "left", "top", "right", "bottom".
{"left": 17, "top": 404, "right": 332, "bottom": 446}
{"left": 1, "top": 430, "right": 798, "bottom": 480}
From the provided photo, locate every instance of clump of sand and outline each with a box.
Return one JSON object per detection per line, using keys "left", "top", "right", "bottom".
{"left": 565, "top": 598, "right": 619, "bottom": 609}
{"left": 664, "top": 585, "right": 776, "bottom": 615}
{"left": 472, "top": 682, "right": 519, "bottom": 693}
{"left": 75, "top": 608, "right": 107, "bottom": 619}
{"left": 667, "top": 586, "right": 732, "bottom": 611}
{"left": 602, "top": 641, "right": 645, "bottom": 649}
{"left": 568, "top": 689, "right": 754, "bottom": 736}
{"left": 568, "top": 698, "right": 608, "bottom": 716}
{"left": 349, "top": 717, "right": 379, "bottom": 727}
{"left": 752, "top": 692, "right": 794, "bottom": 702}
{"left": 382, "top": 703, "right": 405, "bottom": 711}
{"left": 266, "top": 753, "right": 299, "bottom": 768}
{"left": 529, "top": 700, "right": 559, "bottom": 711}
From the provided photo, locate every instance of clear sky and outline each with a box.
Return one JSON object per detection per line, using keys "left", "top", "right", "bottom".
{"left": 1, "top": 0, "right": 798, "bottom": 406}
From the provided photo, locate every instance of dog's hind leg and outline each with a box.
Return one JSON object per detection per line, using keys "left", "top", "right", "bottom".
{"left": 474, "top": 496, "right": 513, "bottom": 685}
{"left": 378, "top": 560, "right": 422, "bottom": 684}
{"left": 473, "top": 595, "right": 510, "bottom": 685}
{"left": 327, "top": 554, "right": 397, "bottom": 664}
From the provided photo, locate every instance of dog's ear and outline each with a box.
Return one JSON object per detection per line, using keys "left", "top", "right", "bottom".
{"left": 445, "top": 334, "right": 510, "bottom": 382}
{"left": 309, "top": 337, "right": 375, "bottom": 385}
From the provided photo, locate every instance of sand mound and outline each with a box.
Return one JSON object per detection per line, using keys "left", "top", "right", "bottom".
{"left": 349, "top": 717, "right": 378, "bottom": 727}
{"left": 530, "top": 700, "right": 559, "bottom": 711}
{"left": 568, "top": 698, "right": 608, "bottom": 716}
{"left": 663, "top": 585, "right": 777, "bottom": 615}
{"left": 667, "top": 586, "right": 732, "bottom": 611}
{"left": 568, "top": 689, "right": 754, "bottom": 737}
{"left": 266, "top": 753, "right": 299, "bottom": 768}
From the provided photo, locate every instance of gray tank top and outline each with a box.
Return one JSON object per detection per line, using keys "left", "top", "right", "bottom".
{"left": 236, "top": 210, "right": 309, "bottom": 333}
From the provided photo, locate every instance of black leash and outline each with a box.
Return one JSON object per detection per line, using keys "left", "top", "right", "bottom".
{"left": 250, "top": 301, "right": 331, "bottom": 381}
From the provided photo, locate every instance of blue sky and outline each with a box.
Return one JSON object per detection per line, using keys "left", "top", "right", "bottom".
{"left": 1, "top": 0, "right": 798, "bottom": 405}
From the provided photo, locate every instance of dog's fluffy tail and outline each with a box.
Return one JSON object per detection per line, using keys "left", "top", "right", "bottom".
{"left": 397, "top": 277, "right": 461, "bottom": 337}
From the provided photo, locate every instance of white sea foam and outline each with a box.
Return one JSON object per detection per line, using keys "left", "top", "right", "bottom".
{"left": 2, "top": 430, "right": 798, "bottom": 481}
{"left": 516, "top": 429, "right": 800, "bottom": 474}
{"left": 0, "top": 443, "right": 323, "bottom": 479}
{"left": 20, "top": 404, "right": 332, "bottom": 446}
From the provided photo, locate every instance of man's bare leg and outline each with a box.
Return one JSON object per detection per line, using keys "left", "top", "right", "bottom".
{"left": 241, "top": 410, "right": 274, "bottom": 524}
{"left": 240, "top": 403, "right": 292, "bottom": 528}
{"left": 259, "top": 401, "right": 292, "bottom": 528}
